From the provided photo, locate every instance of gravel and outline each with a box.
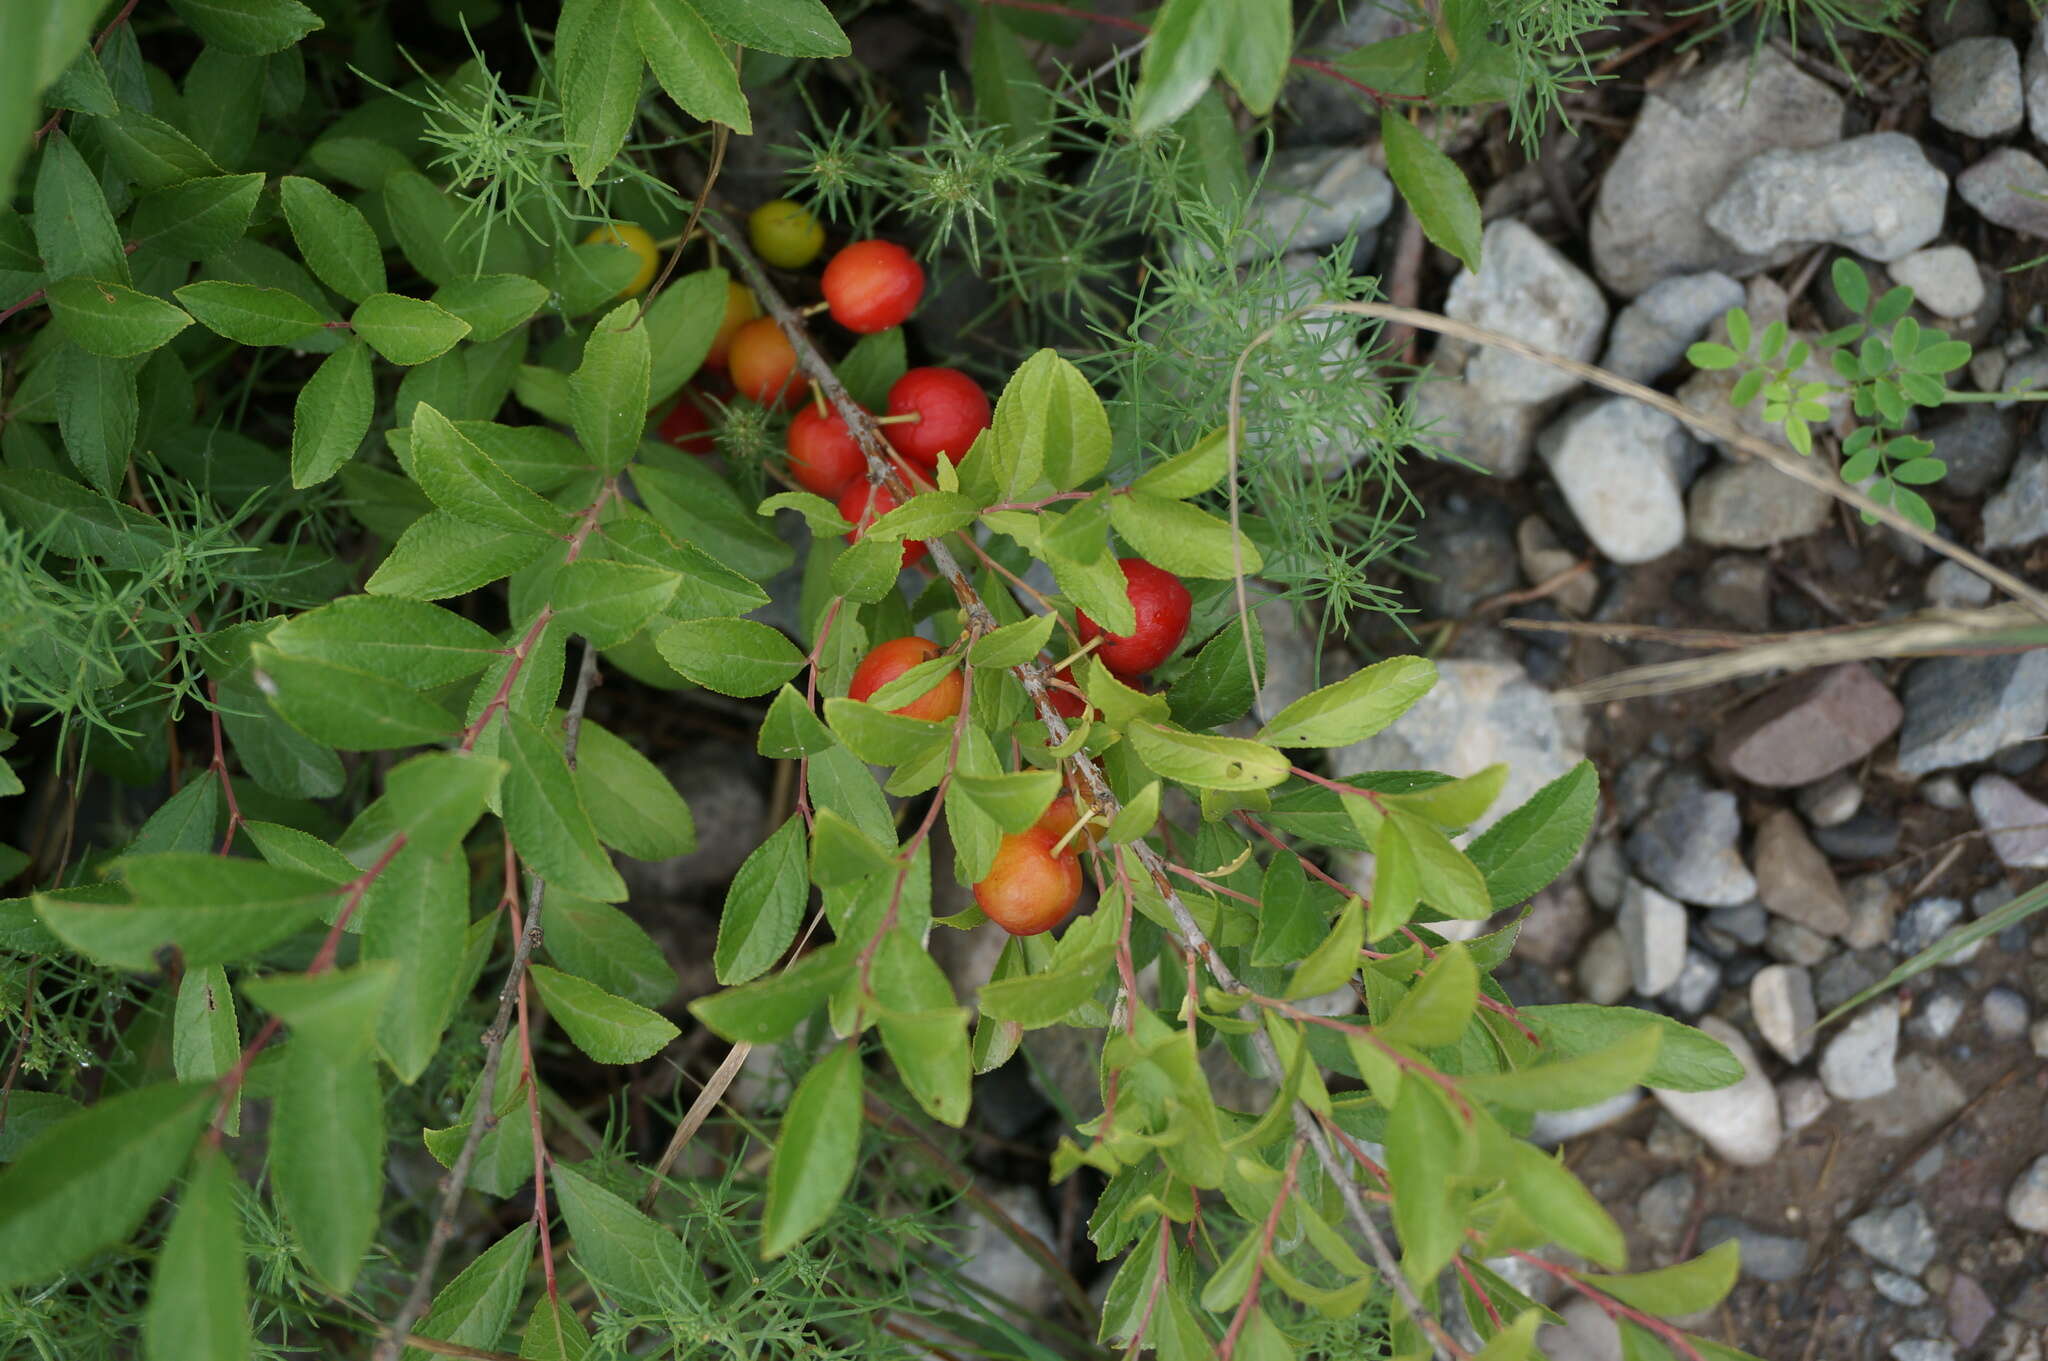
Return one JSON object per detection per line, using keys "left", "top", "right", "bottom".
{"left": 1972, "top": 773, "right": 2048, "bottom": 868}
{"left": 1705, "top": 134, "right": 1947, "bottom": 262}
{"left": 1537, "top": 397, "right": 1695, "bottom": 564}
{"left": 1896, "top": 652, "right": 2048, "bottom": 774}
{"left": 1821, "top": 1001, "right": 1902, "bottom": 1101}
{"left": 1686, "top": 457, "right": 1833, "bottom": 548}
{"left": 1753, "top": 807, "right": 1851, "bottom": 936}
{"left": 1849, "top": 1200, "right": 1940, "bottom": 1275}
{"left": 1751, "top": 963, "right": 1818, "bottom": 1063}
{"left": 1888, "top": 246, "right": 1987, "bottom": 320}
{"left": 1957, "top": 148, "right": 2048, "bottom": 238}
{"left": 1981, "top": 451, "right": 2048, "bottom": 552}
{"left": 1599, "top": 271, "right": 1745, "bottom": 383}
{"left": 2005, "top": 1155, "right": 2048, "bottom": 1233}
{"left": 1443, "top": 218, "right": 1610, "bottom": 406}
{"left": 1626, "top": 773, "right": 1757, "bottom": 907}
{"left": 1246, "top": 145, "right": 1395, "bottom": 257}
{"left": 1928, "top": 37, "right": 2026, "bottom": 137}
{"left": 1698, "top": 1216, "right": 1810, "bottom": 1282}
{"left": 1652, "top": 1017, "right": 1783, "bottom": 1166}
{"left": 1618, "top": 879, "right": 1690, "bottom": 995}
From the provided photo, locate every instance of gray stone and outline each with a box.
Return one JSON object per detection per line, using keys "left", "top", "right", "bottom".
{"left": 1780, "top": 1075, "right": 1830, "bottom": 1130}
{"left": 1652, "top": 1017, "right": 1783, "bottom": 1166}
{"left": 1250, "top": 595, "right": 1323, "bottom": 725}
{"left": 1529, "top": 1089, "right": 1644, "bottom": 1145}
{"left": 1698, "top": 1215, "right": 1810, "bottom": 1282}
{"left": 1409, "top": 373, "right": 1546, "bottom": 477}
{"left": 1875, "top": 1269, "right": 1933, "bottom": 1306}
{"left": 1669, "top": 949, "right": 1723, "bottom": 1015}
{"left": 1910, "top": 990, "right": 1966, "bottom": 1042}
{"left": 1896, "top": 652, "right": 2048, "bottom": 774}
{"left": 1973, "top": 773, "right": 2048, "bottom": 868}
{"left": 1589, "top": 48, "right": 1844, "bottom": 296}
{"left": 1812, "top": 809, "right": 1900, "bottom": 862}
{"left": 1843, "top": 874, "right": 1898, "bottom": 951}
{"left": 2004, "top": 349, "right": 2048, "bottom": 407}
{"left": 1930, "top": 38, "right": 2026, "bottom": 138}
{"left": 1984, "top": 985, "right": 2032, "bottom": 1039}
{"left": 1821, "top": 1000, "right": 1901, "bottom": 1101}
{"left": 1816, "top": 949, "right": 1889, "bottom": 1013}
{"left": 1754, "top": 808, "right": 1852, "bottom": 935}
{"left": 1706, "top": 134, "right": 1947, "bottom": 263}
{"left": 1849, "top": 1200, "right": 1940, "bottom": 1275}
{"left": 1889, "top": 246, "right": 1987, "bottom": 321}
{"left": 1687, "top": 457, "right": 1832, "bottom": 548}
{"left": 1958, "top": 149, "right": 2048, "bottom": 238}
{"left": 1892, "top": 1340, "right": 1956, "bottom": 1361}
{"left": 2032, "top": 1016, "right": 2048, "bottom": 1058}
{"left": 1853, "top": 1054, "right": 1968, "bottom": 1140}
{"left": 1578, "top": 927, "right": 1632, "bottom": 1005}
{"left": 1414, "top": 494, "right": 1519, "bottom": 617}
{"left": 1922, "top": 776, "right": 1969, "bottom": 811}
{"left": 2031, "top": 17, "right": 2048, "bottom": 146}
{"left": 1584, "top": 835, "right": 1627, "bottom": 911}
{"left": 1712, "top": 663, "right": 1900, "bottom": 789}
{"left": 1538, "top": 398, "right": 1695, "bottom": 565}
{"left": 621, "top": 742, "right": 767, "bottom": 898}
{"left": 1626, "top": 774, "right": 1756, "bottom": 907}
{"left": 1752, "top": 964, "right": 1818, "bottom": 1063}
{"left": 1515, "top": 516, "right": 1598, "bottom": 617}
{"left": 1619, "top": 879, "right": 1690, "bottom": 995}
{"left": 1982, "top": 451, "right": 2048, "bottom": 551}
{"left": 2006, "top": 1155, "right": 2048, "bottom": 1232}
{"left": 1635, "top": 1172, "right": 1696, "bottom": 1246}
{"left": 1707, "top": 902, "right": 1769, "bottom": 947}
{"left": 1442, "top": 219, "right": 1608, "bottom": 406}
{"left": 1895, "top": 896, "right": 1966, "bottom": 956}
{"left": 1537, "top": 1298, "right": 1624, "bottom": 1361}
{"left": 1922, "top": 405, "right": 2018, "bottom": 498}
{"left": 1948, "top": 1273, "right": 1998, "bottom": 1349}
{"left": 1247, "top": 145, "right": 1395, "bottom": 258}
{"left": 1767, "top": 918, "right": 1833, "bottom": 966}
{"left": 1518, "top": 882, "right": 1593, "bottom": 967}
{"left": 1797, "top": 772, "right": 1864, "bottom": 828}
{"left": 1927, "top": 561, "right": 1994, "bottom": 609}
{"left": 1599, "top": 271, "right": 1746, "bottom": 383}
{"left": 946, "top": 1184, "right": 1066, "bottom": 1318}
{"left": 1330, "top": 658, "right": 1584, "bottom": 837}
{"left": 1702, "top": 554, "right": 1773, "bottom": 630}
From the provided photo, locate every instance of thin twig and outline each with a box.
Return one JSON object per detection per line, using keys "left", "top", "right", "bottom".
{"left": 375, "top": 643, "right": 602, "bottom": 1361}
{"left": 642, "top": 1039, "right": 752, "bottom": 1209}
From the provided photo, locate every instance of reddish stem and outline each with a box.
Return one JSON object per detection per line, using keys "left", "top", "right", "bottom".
{"left": 205, "top": 678, "right": 245, "bottom": 855}
{"left": 1217, "top": 1140, "right": 1306, "bottom": 1361}
{"left": 503, "top": 845, "right": 558, "bottom": 1303}
{"left": 1506, "top": 1251, "right": 1709, "bottom": 1361}
{"left": 460, "top": 609, "right": 556, "bottom": 753}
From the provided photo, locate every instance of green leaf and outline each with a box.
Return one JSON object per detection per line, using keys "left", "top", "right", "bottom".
{"left": 408, "top": 403, "right": 570, "bottom": 535}
{"left": 573, "top": 301, "right": 653, "bottom": 474}
{"left": 34, "top": 132, "right": 125, "bottom": 284}
{"left": 868, "top": 490, "right": 982, "bottom": 540}
{"left": 338, "top": 751, "right": 504, "bottom": 866}
{"left": 252, "top": 645, "right": 462, "bottom": 750}
{"left": 1217, "top": 0, "right": 1290, "bottom": 114}
{"left": 835, "top": 327, "right": 907, "bottom": 410}
{"left": 351, "top": 292, "right": 471, "bottom": 365}
{"left": 1385, "top": 1081, "right": 1466, "bottom": 1283}
{"left": 634, "top": 0, "right": 751, "bottom": 132}
{"left": 1581, "top": 1240, "right": 1741, "bottom": 1317}
{"left": 382, "top": 171, "right": 465, "bottom": 287}
{"left": 551, "top": 560, "right": 681, "bottom": 649}
{"left": 434, "top": 274, "right": 550, "bottom": 344}
{"left": 46, "top": 277, "right": 193, "bottom": 358}
{"left": 559, "top": 0, "right": 645, "bottom": 190}
{"left": 402, "top": 1225, "right": 535, "bottom": 1361}
{"left": 758, "top": 684, "right": 835, "bottom": 759}
{"left": 991, "top": 348, "right": 1112, "bottom": 496}
{"left": 1461, "top": 1021, "right": 1660, "bottom": 1111}
{"left": 1286, "top": 894, "right": 1364, "bottom": 999}
{"left": 166, "top": 0, "right": 323, "bottom": 53}
{"left": 655, "top": 617, "right": 806, "bottom": 696}
{"left": 687, "top": 0, "right": 850, "bottom": 56}
{"left": 543, "top": 889, "right": 676, "bottom": 1007}
{"left": 94, "top": 108, "right": 224, "bottom": 191}
{"left": 503, "top": 711, "right": 628, "bottom": 902}
{"left": 362, "top": 849, "right": 470, "bottom": 1082}
{"left": 529, "top": 964, "right": 680, "bottom": 1063}
{"left": 129, "top": 770, "right": 224, "bottom": 858}
{"left": 968, "top": 612, "right": 1056, "bottom": 670}
{"left": 830, "top": 532, "right": 904, "bottom": 604}
{"left": 715, "top": 814, "right": 810, "bottom": 985}
{"left": 1522, "top": 1005, "right": 1744, "bottom": 1092}
{"left": 175, "top": 280, "right": 328, "bottom": 346}
{"left": 273, "top": 1043, "right": 384, "bottom": 1291}
{"left": 1108, "top": 492, "right": 1262, "bottom": 579}
{"left": 550, "top": 1162, "right": 701, "bottom": 1305}
{"left": 762, "top": 1044, "right": 864, "bottom": 1257}
{"left": 0, "top": 1081, "right": 211, "bottom": 1286}
{"left": 972, "top": 11, "right": 1049, "bottom": 145}
{"left": 1466, "top": 760, "right": 1599, "bottom": 908}
{"left": 1384, "top": 762, "right": 1505, "bottom": 831}
{"left": 977, "top": 946, "right": 1114, "bottom": 1025}
{"left": 53, "top": 344, "right": 138, "bottom": 494}
{"left": 692, "top": 941, "right": 855, "bottom": 1042}
{"left": 37, "top": 854, "right": 338, "bottom": 971}
{"left": 1381, "top": 112, "right": 1482, "bottom": 273}
{"left": 1126, "top": 721, "right": 1290, "bottom": 791}
{"left": 278, "top": 175, "right": 385, "bottom": 302}
{"left": 637, "top": 267, "right": 726, "bottom": 402}
{"left": 520, "top": 1297, "right": 593, "bottom": 1360}
{"left": 0, "top": 9, "right": 91, "bottom": 200}
{"left": 1169, "top": 616, "right": 1265, "bottom": 732}
{"left": 143, "top": 1148, "right": 251, "bottom": 1361}
{"left": 292, "top": 339, "right": 375, "bottom": 487}
{"left": 129, "top": 173, "right": 264, "bottom": 262}
{"left": 953, "top": 769, "right": 1063, "bottom": 835}
{"left": 1131, "top": 0, "right": 1227, "bottom": 135}
{"left": 0, "top": 470, "right": 170, "bottom": 568}
{"left": 634, "top": 459, "right": 795, "bottom": 581}
{"left": 1256, "top": 655, "right": 1435, "bottom": 749}
{"left": 572, "top": 717, "right": 693, "bottom": 860}
{"left": 269, "top": 595, "right": 502, "bottom": 689}
{"left": 1384, "top": 807, "right": 1490, "bottom": 919}
{"left": 878, "top": 1005, "right": 971, "bottom": 1126}
{"left": 174, "top": 964, "right": 240, "bottom": 1131}
{"left": 823, "top": 696, "right": 950, "bottom": 767}
{"left": 367, "top": 511, "right": 554, "bottom": 599}
{"left": 241, "top": 961, "right": 399, "bottom": 1061}
{"left": 1378, "top": 941, "right": 1478, "bottom": 1048}
{"left": 1506, "top": 1141, "right": 1626, "bottom": 1269}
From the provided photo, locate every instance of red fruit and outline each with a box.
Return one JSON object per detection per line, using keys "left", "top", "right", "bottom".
{"left": 728, "top": 316, "right": 804, "bottom": 408}
{"left": 703, "top": 282, "right": 758, "bottom": 371}
{"left": 882, "top": 367, "right": 990, "bottom": 473}
{"left": 848, "top": 636, "right": 962, "bottom": 721}
{"left": 837, "top": 479, "right": 928, "bottom": 568}
{"left": 786, "top": 404, "right": 866, "bottom": 496}
{"left": 1033, "top": 792, "right": 1099, "bottom": 850}
{"left": 1046, "top": 664, "right": 1089, "bottom": 721}
{"left": 1076, "top": 558, "right": 1191, "bottom": 678}
{"left": 973, "top": 829, "right": 1083, "bottom": 936}
{"left": 822, "top": 239, "right": 924, "bottom": 333}
{"left": 659, "top": 392, "right": 717, "bottom": 455}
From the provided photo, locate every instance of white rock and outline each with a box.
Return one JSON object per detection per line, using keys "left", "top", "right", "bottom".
{"left": 1442, "top": 219, "right": 1609, "bottom": 406}
{"left": 1982, "top": 450, "right": 2048, "bottom": 552}
{"left": 2029, "top": 1017, "right": 2048, "bottom": 1059}
{"left": 1971, "top": 773, "right": 2048, "bottom": 868}
{"left": 2006, "top": 1154, "right": 2048, "bottom": 1233}
{"left": 1247, "top": 145, "right": 1395, "bottom": 257}
{"left": 945, "top": 1185, "right": 1065, "bottom": 1316}
{"left": 1820, "top": 1001, "right": 1902, "bottom": 1101}
{"left": 1926, "top": 560, "right": 1993, "bottom": 609}
{"left": 1599, "top": 271, "right": 1746, "bottom": 383}
{"left": 1706, "top": 134, "right": 1948, "bottom": 263}
{"left": 1652, "top": 1017, "right": 1784, "bottom": 1166}
{"left": 1889, "top": 246, "right": 1986, "bottom": 320}
{"left": 1619, "top": 879, "right": 1691, "bottom": 995}
{"left": 1537, "top": 1298, "right": 1624, "bottom": 1361}
{"left": 1958, "top": 149, "right": 2048, "bottom": 239}
{"left": 1779, "top": 1075, "right": 1831, "bottom": 1130}
{"left": 1929, "top": 37, "right": 2026, "bottom": 137}
{"left": 1530, "top": 1089, "right": 1645, "bottom": 1145}
{"left": 1751, "top": 964, "right": 1818, "bottom": 1063}
{"left": 1577, "top": 928, "right": 1633, "bottom": 1006}
{"left": 1409, "top": 372, "right": 1547, "bottom": 477}
{"left": 2029, "top": 17, "right": 2048, "bottom": 145}
{"left": 1538, "top": 398, "right": 1695, "bottom": 564}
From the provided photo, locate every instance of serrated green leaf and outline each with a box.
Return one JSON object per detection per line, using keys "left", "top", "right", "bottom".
{"left": 1130, "top": 0, "right": 1226, "bottom": 134}
{"left": 166, "top": 0, "right": 323, "bottom": 53}
{"left": 175, "top": 280, "right": 328, "bottom": 346}
{"left": 550, "top": 1161, "right": 701, "bottom": 1305}
{"left": 129, "top": 173, "right": 264, "bottom": 262}
{"left": 529, "top": 964, "right": 680, "bottom": 1063}
{"left": 1466, "top": 760, "right": 1597, "bottom": 908}
{"left": 367, "top": 511, "right": 554, "bottom": 599}
{"left": 634, "top": 0, "right": 751, "bottom": 132}
{"left": 1256, "top": 655, "right": 1435, "bottom": 749}
{"left": 544, "top": 888, "right": 677, "bottom": 1007}
{"left": 278, "top": 175, "right": 385, "bottom": 302}
{"left": 503, "top": 711, "right": 628, "bottom": 901}
{"left": 762, "top": 1044, "right": 863, "bottom": 1257}
{"left": 573, "top": 301, "right": 653, "bottom": 474}
{"left": 655, "top": 617, "right": 805, "bottom": 696}
{"left": 1127, "top": 721, "right": 1290, "bottom": 791}
{"left": 407, "top": 403, "right": 569, "bottom": 535}
{"left": 690, "top": 941, "right": 854, "bottom": 1043}
{"left": 251, "top": 645, "right": 462, "bottom": 750}
{"left": 37, "top": 854, "right": 338, "bottom": 971}
{"left": 142, "top": 1147, "right": 251, "bottom": 1361}
{"left": 291, "top": 339, "right": 374, "bottom": 487}
{"left": 46, "top": 277, "right": 193, "bottom": 358}
{"left": 1381, "top": 111, "right": 1481, "bottom": 273}
{"left": 401, "top": 1224, "right": 535, "bottom": 1361}
{"left": 361, "top": 849, "right": 469, "bottom": 1082}
{"left": 274, "top": 1043, "right": 382, "bottom": 1290}
{"left": 687, "top": 0, "right": 849, "bottom": 55}
{"left": 559, "top": 0, "right": 645, "bottom": 190}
